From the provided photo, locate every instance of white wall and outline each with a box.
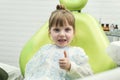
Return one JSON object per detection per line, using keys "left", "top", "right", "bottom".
{"left": 0, "top": 0, "right": 119, "bottom": 67}
{"left": 83, "top": 0, "right": 120, "bottom": 28}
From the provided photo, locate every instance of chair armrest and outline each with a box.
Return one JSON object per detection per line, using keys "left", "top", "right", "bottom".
{"left": 77, "top": 67, "right": 120, "bottom": 80}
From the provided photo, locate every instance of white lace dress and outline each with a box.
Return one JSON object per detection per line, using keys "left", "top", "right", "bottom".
{"left": 24, "top": 44, "right": 93, "bottom": 80}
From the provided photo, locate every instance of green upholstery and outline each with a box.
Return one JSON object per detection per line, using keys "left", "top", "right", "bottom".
{"left": 60, "top": 0, "right": 88, "bottom": 11}
{"left": 19, "top": 12, "right": 117, "bottom": 76}
{"left": 72, "top": 12, "right": 117, "bottom": 73}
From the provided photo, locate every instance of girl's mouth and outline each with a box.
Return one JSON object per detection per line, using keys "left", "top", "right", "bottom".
{"left": 58, "top": 39, "right": 67, "bottom": 42}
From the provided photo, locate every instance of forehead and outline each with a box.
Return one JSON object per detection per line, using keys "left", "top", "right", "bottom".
{"left": 51, "top": 24, "right": 73, "bottom": 29}
{"left": 49, "top": 10, "right": 75, "bottom": 31}
{"left": 54, "top": 17, "right": 69, "bottom": 27}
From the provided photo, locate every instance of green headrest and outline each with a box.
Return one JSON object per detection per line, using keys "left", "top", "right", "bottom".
{"left": 59, "top": 0, "right": 88, "bottom": 11}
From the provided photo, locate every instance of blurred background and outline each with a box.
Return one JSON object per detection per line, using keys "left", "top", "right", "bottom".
{"left": 0, "top": 0, "right": 120, "bottom": 68}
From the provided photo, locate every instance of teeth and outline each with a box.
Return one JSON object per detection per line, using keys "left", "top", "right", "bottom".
{"left": 58, "top": 39, "right": 66, "bottom": 41}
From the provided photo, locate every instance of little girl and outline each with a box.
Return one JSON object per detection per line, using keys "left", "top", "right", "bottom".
{"left": 24, "top": 4, "right": 93, "bottom": 80}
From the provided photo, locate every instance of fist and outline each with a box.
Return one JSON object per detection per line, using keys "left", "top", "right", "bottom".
{"left": 59, "top": 51, "right": 71, "bottom": 71}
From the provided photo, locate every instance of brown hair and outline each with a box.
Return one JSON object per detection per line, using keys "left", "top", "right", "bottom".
{"left": 49, "top": 4, "right": 75, "bottom": 31}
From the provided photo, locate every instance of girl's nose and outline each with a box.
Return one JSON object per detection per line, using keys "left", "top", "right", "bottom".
{"left": 59, "top": 31, "right": 65, "bottom": 36}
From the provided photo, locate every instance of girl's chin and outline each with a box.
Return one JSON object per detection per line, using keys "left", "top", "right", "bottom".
{"left": 55, "top": 41, "right": 70, "bottom": 47}
{"left": 55, "top": 43, "right": 66, "bottom": 47}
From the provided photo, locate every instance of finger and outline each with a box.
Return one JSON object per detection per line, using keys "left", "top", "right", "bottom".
{"left": 64, "top": 51, "right": 67, "bottom": 58}
{"left": 59, "top": 59, "right": 64, "bottom": 61}
{"left": 59, "top": 63, "right": 66, "bottom": 68}
{"left": 59, "top": 65, "right": 65, "bottom": 69}
{"left": 59, "top": 60, "right": 66, "bottom": 64}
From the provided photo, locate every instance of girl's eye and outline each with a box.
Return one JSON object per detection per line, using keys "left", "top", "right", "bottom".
{"left": 65, "top": 28, "right": 71, "bottom": 32}
{"left": 54, "top": 28, "right": 60, "bottom": 32}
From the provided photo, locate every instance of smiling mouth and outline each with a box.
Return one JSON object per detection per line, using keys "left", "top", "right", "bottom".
{"left": 58, "top": 39, "right": 67, "bottom": 42}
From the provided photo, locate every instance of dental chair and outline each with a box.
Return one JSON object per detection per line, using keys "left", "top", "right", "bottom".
{"left": 0, "top": 63, "right": 23, "bottom": 80}
{"left": 19, "top": 0, "right": 120, "bottom": 79}
{"left": 0, "top": 67, "right": 8, "bottom": 80}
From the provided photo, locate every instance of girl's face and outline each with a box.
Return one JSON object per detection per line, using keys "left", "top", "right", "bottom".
{"left": 49, "top": 23, "right": 74, "bottom": 47}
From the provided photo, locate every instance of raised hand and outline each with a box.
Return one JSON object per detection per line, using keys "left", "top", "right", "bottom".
{"left": 59, "top": 51, "right": 71, "bottom": 71}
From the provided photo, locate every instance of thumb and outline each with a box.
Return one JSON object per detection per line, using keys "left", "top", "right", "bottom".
{"left": 64, "top": 51, "right": 67, "bottom": 58}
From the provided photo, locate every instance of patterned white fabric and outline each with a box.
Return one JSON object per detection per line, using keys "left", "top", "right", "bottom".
{"left": 107, "top": 41, "right": 120, "bottom": 65}
{"left": 24, "top": 44, "right": 93, "bottom": 80}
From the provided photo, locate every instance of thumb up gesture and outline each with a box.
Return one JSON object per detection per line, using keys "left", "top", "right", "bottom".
{"left": 59, "top": 51, "right": 71, "bottom": 71}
